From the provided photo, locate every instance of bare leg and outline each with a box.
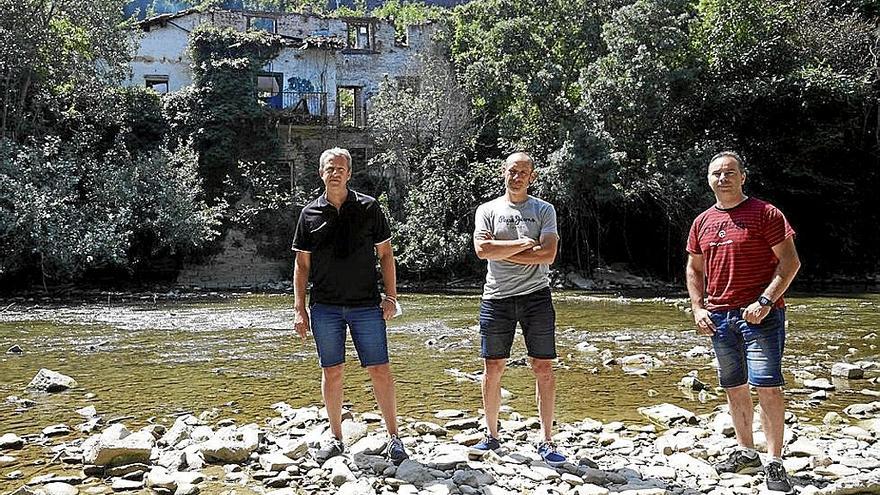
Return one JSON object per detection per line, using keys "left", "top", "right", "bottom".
{"left": 367, "top": 363, "right": 399, "bottom": 435}
{"left": 756, "top": 386, "right": 785, "bottom": 457}
{"left": 532, "top": 358, "right": 556, "bottom": 442}
{"left": 482, "top": 358, "right": 506, "bottom": 438}
{"left": 322, "top": 363, "right": 345, "bottom": 439}
{"left": 726, "top": 384, "right": 755, "bottom": 449}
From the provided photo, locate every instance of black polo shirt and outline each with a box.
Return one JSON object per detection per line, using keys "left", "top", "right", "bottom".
{"left": 292, "top": 189, "right": 392, "bottom": 307}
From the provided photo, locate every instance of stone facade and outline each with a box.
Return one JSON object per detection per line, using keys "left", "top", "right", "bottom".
{"left": 127, "top": 9, "right": 433, "bottom": 287}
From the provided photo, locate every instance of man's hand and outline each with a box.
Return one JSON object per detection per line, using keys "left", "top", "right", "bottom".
{"left": 381, "top": 298, "right": 396, "bottom": 320}
{"left": 475, "top": 230, "right": 494, "bottom": 241}
{"left": 693, "top": 307, "right": 716, "bottom": 336}
{"left": 742, "top": 302, "right": 771, "bottom": 324}
{"left": 294, "top": 306, "right": 310, "bottom": 341}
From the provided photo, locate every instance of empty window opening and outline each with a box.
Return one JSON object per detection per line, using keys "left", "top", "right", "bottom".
{"left": 347, "top": 22, "right": 371, "bottom": 50}
{"left": 144, "top": 75, "right": 169, "bottom": 94}
{"left": 336, "top": 86, "right": 363, "bottom": 127}
{"left": 248, "top": 16, "right": 276, "bottom": 33}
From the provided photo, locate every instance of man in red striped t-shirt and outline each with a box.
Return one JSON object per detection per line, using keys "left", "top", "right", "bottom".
{"left": 686, "top": 151, "right": 801, "bottom": 492}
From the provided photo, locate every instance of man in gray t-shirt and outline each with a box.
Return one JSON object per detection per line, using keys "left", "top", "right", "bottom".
{"left": 470, "top": 152, "right": 566, "bottom": 466}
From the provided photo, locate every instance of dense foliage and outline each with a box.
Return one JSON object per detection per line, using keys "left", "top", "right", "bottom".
{"left": 392, "top": 0, "right": 880, "bottom": 280}
{"left": 0, "top": 0, "right": 220, "bottom": 288}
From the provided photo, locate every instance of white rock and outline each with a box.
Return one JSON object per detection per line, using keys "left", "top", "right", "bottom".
{"left": 336, "top": 479, "right": 375, "bottom": 495}
{"left": 341, "top": 420, "right": 368, "bottom": 446}
{"left": 832, "top": 363, "right": 865, "bottom": 379}
{"left": 573, "top": 484, "right": 610, "bottom": 495}
{"left": 349, "top": 434, "right": 387, "bottom": 456}
{"left": 0, "top": 433, "right": 24, "bottom": 449}
{"left": 413, "top": 422, "right": 447, "bottom": 436}
{"left": 667, "top": 452, "right": 718, "bottom": 479}
{"left": 42, "top": 483, "right": 78, "bottom": 495}
{"left": 804, "top": 378, "right": 835, "bottom": 390}
{"left": 260, "top": 452, "right": 296, "bottom": 471}
{"left": 26, "top": 369, "right": 77, "bottom": 392}
{"left": 638, "top": 403, "right": 697, "bottom": 427}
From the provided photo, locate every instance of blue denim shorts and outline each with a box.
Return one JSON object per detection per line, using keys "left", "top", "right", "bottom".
{"left": 479, "top": 287, "right": 556, "bottom": 360}
{"left": 709, "top": 307, "right": 786, "bottom": 388}
{"left": 310, "top": 303, "right": 388, "bottom": 368}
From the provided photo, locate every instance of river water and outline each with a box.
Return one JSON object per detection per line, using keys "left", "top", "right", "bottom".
{"left": 1, "top": 292, "right": 877, "bottom": 439}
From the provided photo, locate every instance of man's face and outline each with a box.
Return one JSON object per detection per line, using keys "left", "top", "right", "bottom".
{"left": 320, "top": 155, "right": 351, "bottom": 189}
{"left": 707, "top": 156, "right": 745, "bottom": 198}
{"left": 503, "top": 160, "right": 535, "bottom": 193}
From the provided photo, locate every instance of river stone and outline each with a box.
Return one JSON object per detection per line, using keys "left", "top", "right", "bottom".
{"left": 0, "top": 433, "right": 24, "bottom": 449}
{"left": 199, "top": 424, "right": 259, "bottom": 463}
{"left": 75, "top": 406, "right": 97, "bottom": 418}
{"left": 26, "top": 369, "right": 77, "bottom": 393}
{"left": 435, "top": 410, "right": 465, "bottom": 419}
{"left": 832, "top": 363, "right": 865, "bottom": 379}
{"left": 859, "top": 418, "right": 880, "bottom": 433}
{"left": 667, "top": 452, "right": 718, "bottom": 479}
{"left": 815, "top": 463, "right": 860, "bottom": 478}
{"left": 341, "top": 420, "right": 368, "bottom": 446}
{"left": 0, "top": 454, "right": 17, "bottom": 467}
{"left": 638, "top": 403, "right": 697, "bottom": 427}
{"left": 838, "top": 456, "right": 880, "bottom": 469}
{"left": 823, "top": 412, "right": 848, "bottom": 426}
{"left": 82, "top": 426, "right": 155, "bottom": 467}
{"left": 573, "top": 484, "right": 609, "bottom": 495}
{"left": 260, "top": 452, "right": 296, "bottom": 471}
{"left": 452, "top": 431, "right": 483, "bottom": 447}
{"left": 396, "top": 459, "right": 435, "bottom": 485}
{"left": 42, "top": 424, "right": 71, "bottom": 437}
{"left": 42, "top": 483, "right": 78, "bottom": 495}
{"left": 350, "top": 434, "right": 387, "bottom": 456}
{"left": 189, "top": 426, "right": 212, "bottom": 443}
{"left": 414, "top": 422, "right": 447, "bottom": 436}
{"left": 679, "top": 376, "right": 707, "bottom": 391}
{"left": 145, "top": 467, "right": 177, "bottom": 491}
{"left": 110, "top": 478, "right": 142, "bottom": 491}
{"left": 444, "top": 418, "right": 480, "bottom": 430}
{"left": 324, "top": 457, "right": 356, "bottom": 486}
{"left": 157, "top": 450, "right": 185, "bottom": 471}
{"left": 336, "top": 479, "right": 375, "bottom": 495}
{"left": 804, "top": 378, "right": 836, "bottom": 391}
{"left": 6, "top": 344, "right": 23, "bottom": 354}
{"left": 275, "top": 436, "right": 309, "bottom": 458}
{"left": 788, "top": 437, "right": 824, "bottom": 457}
{"left": 161, "top": 415, "right": 199, "bottom": 446}
{"left": 841, "top": 425, "right": 873, "bottom": 441}
{"left": 844, "top": 401, "right": 880, "bottom": 419}
{"left": 174, "top": 483, "right": 199, "bottom": 495}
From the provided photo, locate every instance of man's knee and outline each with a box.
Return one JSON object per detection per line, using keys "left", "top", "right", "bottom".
{"left": 484, "top": 358, "right": 506, "bottom": 378}
{"left": 756, "top": 386, "right": 784, "bottom": 401}
{"left": 367, "top": 363, "right": 393, "bottom": 380}
{"left": 323, "top": 363, "right": 345, "bottom": 381}
{"left": 531, "top": 359, "right": 554, "bottom": 380}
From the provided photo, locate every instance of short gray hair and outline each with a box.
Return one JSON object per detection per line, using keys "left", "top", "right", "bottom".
{"left": 709, "top": 150, "right": 746, "bottom": 172}
{"left": 319, "top": 147, "right": 352, "bottom": 171}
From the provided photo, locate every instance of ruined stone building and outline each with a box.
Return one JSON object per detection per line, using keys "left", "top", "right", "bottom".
{"left": 125, "top": 9, "right": 438, "bottom": 287}
{"left": 129, "top": 8, "right": 436, "bottom": 169}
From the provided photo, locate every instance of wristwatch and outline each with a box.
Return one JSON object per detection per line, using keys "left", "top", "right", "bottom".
{"left": 758, "top": 295, "right": 773, "bottom": 307}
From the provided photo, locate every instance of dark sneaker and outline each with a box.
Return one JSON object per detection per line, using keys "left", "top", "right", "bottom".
{"left": 314, "top": 437, "right": 344, "bottom": 462}
{"left": 386, "top": 434, "right": 408, "bottom": 465}
{"left": 538, "top": 442, "right": 567, "bottom": 467}
{"left": 715, "top": 449, "right": 763, "bottom": 474}
{"left": 764, "top": 459, "right": 792, "bottom": 493}
{"left": 471, "top": 434, "right": 501, "bottom": 452}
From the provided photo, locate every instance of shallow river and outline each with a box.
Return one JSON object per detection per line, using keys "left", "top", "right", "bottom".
{"left": 1, "top": 292, "right": 877, "bottom": 440}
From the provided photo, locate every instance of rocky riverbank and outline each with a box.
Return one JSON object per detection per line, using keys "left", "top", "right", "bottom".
{"left": 2, "top": 370, "right": 879, "bottom": 495}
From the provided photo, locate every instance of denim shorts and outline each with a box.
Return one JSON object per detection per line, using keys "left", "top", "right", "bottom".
{"left": 479, "top": 287, "right": 556, "bottom": 360}
{"left": 709, "top": 307, "right": 786, "bottom": 388}
{"left": 310, "top": 303, "right": 388, "bottom": 368}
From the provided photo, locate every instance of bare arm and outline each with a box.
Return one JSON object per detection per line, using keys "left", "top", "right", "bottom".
{"left": 473, "top": 231, "right": 536, "bottom": 260}
{"left": 686, "top": 253, "right": 715, "bottom": 335}
{"left": 505, "top": 233, "right": 558, "bottom": 265}
{"left": 376, "top": 240, "right": 397, "bottom": 320}
{"left": 293, "top": 251, "right": 311, "bottom": 339}
{"left": 742, "top": 236, "right": 801, "bottom": 323}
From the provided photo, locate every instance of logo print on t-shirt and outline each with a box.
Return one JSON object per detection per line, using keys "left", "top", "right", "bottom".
{"left": 718, "top": 229, "right": 726, "bottom": 238}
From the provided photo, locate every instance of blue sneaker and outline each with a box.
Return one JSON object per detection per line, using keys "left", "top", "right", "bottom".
{"left": 386, "top": 434, "right": 408, "bottom": 465}
{"left": 471, "top": 434, "right": 501, "bottom": 451}
{"left": 538, "top": 442, "right": 566, "bottom": 466}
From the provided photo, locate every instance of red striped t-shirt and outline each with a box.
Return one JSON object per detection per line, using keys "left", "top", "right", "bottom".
{"left": 687, "top": 197, "right": 795, "bottom": 311}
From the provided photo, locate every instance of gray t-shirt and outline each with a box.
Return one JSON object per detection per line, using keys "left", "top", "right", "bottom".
{"left": 474, "top": 195, "right": 558, "bottom": 299}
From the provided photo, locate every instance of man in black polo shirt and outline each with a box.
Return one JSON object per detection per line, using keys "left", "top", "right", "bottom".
{"left": 292, "top": 147, "right": 407, "bottom": 464}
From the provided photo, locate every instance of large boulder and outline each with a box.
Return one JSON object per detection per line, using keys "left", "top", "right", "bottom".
{"left": 199, "top": 424, "right": 259, "bottom": 464}
{"left": 26, "top": 369, "right": 77, "bottom": 393}
{"left": 638, "top": 403, "right": 697, "bottom": 427}
{"left": 81, "top": 425, "right": 155, "bottom": 467}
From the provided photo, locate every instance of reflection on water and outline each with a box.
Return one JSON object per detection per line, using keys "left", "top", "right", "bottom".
{"left": 0, "top": 292, "right": 877, "bottom": 438}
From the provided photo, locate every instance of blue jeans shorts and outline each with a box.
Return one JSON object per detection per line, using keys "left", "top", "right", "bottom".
{"left": 709, "top": 307, "right": 786, "bottom": 388}
{"left": 479, "top": 287, "right": 557, "bottom": 360}
{"left": 310, "top": 303, "right": 388, "bottom": 368}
